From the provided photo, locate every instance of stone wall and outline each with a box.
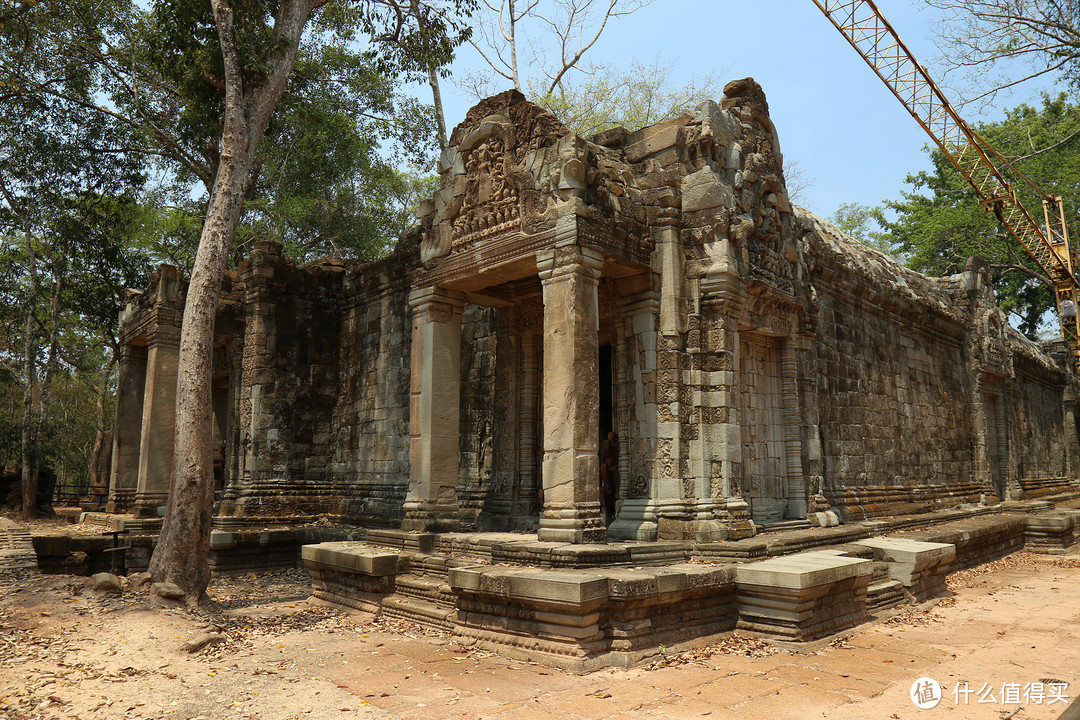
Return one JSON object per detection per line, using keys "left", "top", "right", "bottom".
{"left": 326, "top": 250, "right": 415, "bottom": 527}
{"left": 219, "top": 242, "right": 345, "bottom": 519}
{"left": 109, "top": 81, "right": 1079, "bottom": 538}
{"left": 806, "top": 219, "right": 980, "bottom": 519}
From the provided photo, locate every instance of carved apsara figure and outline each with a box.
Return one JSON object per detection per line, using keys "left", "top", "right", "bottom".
{"left": 478, "top": 421, "right": 494, "bottom": 486}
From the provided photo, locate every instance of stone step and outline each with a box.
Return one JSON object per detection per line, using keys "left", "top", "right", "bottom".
{"left": 758, "top": 519, "right": 813, "bottom": 533}
{"left": 381, "top": 582, "right": 456, "bottom": 630}
{"left": 853, "top": 537, "right": 954, "bottom": 602}
{"left": 866, "top": 579, "right": 905, "bottom": 612}
{"left": 735, "top": 552, "right": 872, "bottom": 641}
{"left": 392, "top": 573, "right": 456, "bottom": 607}
{"left": 0, "top": 529, "right": 34, "bottom": 570}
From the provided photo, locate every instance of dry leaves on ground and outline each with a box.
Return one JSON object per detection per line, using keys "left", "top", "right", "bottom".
{"left": 646, "top": 634, "right": 780, "bottom": 669}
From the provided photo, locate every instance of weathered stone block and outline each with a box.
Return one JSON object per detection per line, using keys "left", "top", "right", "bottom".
{"left": 853, "top": 537, "right": 953, "bottom": 602}
{"left": 736, "top": 552, "right": 871, "bottom": 640}
{"left": 301, "top": 542, "right": 398, "bottom": 576}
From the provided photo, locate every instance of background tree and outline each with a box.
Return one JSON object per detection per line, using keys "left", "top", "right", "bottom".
{"left": 457, "top": 0, "right": 651, "bottom": 98}
{"left": 355, "top": 0, "right": 476, "bottom": 148}
{"left": 881, "top": 94, "right": 1080, "bottom": 336}
{"left": 525, "top": 55, "right": 722, "bottom": 136}
{"left": 0, "top": 3, "right": 153, "bottom": 518}
{"left": 927, "top": 0, "right": 1080, "bottom": 114}
{"left": 830, "top": 201, "right": 894, "bottom": 256}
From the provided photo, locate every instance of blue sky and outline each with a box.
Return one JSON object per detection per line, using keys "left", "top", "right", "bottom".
{"left": 431, "top": 0, "right": 1059, "bottom": 220}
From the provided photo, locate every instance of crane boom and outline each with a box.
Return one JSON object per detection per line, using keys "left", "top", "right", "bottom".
{"left": 811, "top": 0, "right": 1080, "bottom": 360}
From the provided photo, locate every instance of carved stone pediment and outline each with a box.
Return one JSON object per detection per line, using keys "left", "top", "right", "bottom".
{"left": 418, "top": 91, "right": 573, "bottom": 269}
{"left": 747, "top": 207, "right": 795, "bottom": 295}
{"left": 450, "top": 131, "right": 521, "bottom": 250}
{"left": 974, "top": 309, "right": 1013, "bottom": 377}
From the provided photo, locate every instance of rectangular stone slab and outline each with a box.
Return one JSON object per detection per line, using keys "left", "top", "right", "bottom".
{"left": 853, "top": 537, "right": 954, "bottom": 586}
{"left": 301, "top": 542, "right": 398, "bottom": 576}
{"left": 736, "top": 553, "right": 871, "bottom": 589}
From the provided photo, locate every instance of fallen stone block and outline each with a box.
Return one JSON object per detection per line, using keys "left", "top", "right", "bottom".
{"left": 153, "top": 581, "right": 185, "bottom": 600}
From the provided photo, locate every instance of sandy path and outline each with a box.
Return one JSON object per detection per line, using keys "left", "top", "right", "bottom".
{"left": 0, "top": 541, "right": 1077, "bottom": 720}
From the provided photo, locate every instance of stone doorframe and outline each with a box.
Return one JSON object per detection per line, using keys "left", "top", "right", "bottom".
{"left": 736, "top": 331, "right": 807, "bottom": 522}
{"left": 402, "top": 243, "right": 617, "bottom": 543}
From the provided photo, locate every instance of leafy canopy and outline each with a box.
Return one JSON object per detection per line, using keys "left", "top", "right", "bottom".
{"left": 880, "top": 93, "right": 1080, "bottom": 337}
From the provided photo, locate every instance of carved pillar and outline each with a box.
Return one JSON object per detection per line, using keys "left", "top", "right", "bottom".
{"left": 608, "top": 291, "right": 661, "bottom": 541}
{"left": 402, "top": 287, "right": 466, "bottom": 532}
{"left": 781, "top": 343, "right": 807, "bottom": 518}
{"left": 132, "top": 328, "right": 180, "bottom": 517}
{"left": 537, "top": 244, "right": 606, "bottom": 544}
{"left": 106, "top": 344, "right": 147, "bottom": 513}
{"left": 514, "top": 330, "right": 541, "bottom": 522}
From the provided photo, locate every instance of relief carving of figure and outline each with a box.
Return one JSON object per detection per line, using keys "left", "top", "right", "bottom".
{"left": 477, "top": 421, "right": 494, "bottom": 486}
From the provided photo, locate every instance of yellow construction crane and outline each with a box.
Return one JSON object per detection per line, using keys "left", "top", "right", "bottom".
{"left": 811, "top": 0, "right": 1080, "bottom": 362}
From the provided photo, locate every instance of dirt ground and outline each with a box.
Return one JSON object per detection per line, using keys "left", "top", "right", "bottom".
{"left": 1, "top": 519, "right": 1078, "bottom": 720}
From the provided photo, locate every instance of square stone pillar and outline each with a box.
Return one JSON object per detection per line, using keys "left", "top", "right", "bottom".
{"left": 132, "top": 333, "right": 180, "bottom": 517}
{"left": 106, "top": 344, "right": 148, "bottom": 513}
{"left": 402, "top": 287, "right": 467, "bottom": 533}
{"left": 537, "top": 246, "right": 606, "bottom": 544}
{"left": 608, "top": 292, "right": 661, "bottom": 542}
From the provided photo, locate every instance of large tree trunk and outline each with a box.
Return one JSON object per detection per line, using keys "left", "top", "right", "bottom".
{"left": 19, "top": 226, "right": 38, "bottom": 520}
{"left": 147, "top": 0, "right": 319, "bottom": 602}
{"left": 87, "top": 361, "right": 115, "bottom": 496}
{"left": 429, "top": 67, "right": 447, "bottom": 150}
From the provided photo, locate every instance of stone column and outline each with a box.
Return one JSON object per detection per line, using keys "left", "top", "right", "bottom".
{"left": 106, "top": 344, "right": 148, "bottom": 513}
{"left": 514, "top": 330, "right": 541, "bottom": 522}
{"left": 608, "top": 292, "right": 661, "bottom": 541}
{"left": 781, "top": 344, "right": 808, "bottom": 518}
{"left": 132, "top": 329, "right": 180, "bottom": 517}
{"left": 402, "top": 287, "right": 466, "bottom": 532}
{"left": 537, "top": 245, "right": 606, "bottom": 544}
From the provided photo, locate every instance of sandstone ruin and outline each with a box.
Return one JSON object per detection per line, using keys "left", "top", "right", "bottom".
{"left": 96, "top": 80, "right": 1080, "bottom": 667}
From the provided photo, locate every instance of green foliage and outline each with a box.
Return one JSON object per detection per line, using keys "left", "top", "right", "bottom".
{"left": 0, "top": 0, "right": 475, "bottom": 496}
{"left": 830, "top": 202, "right": 895, "bottom": 257}
{"left": 528, "top": 56, "right": 723, "bottom": 137}
{"left": 881, "top": 94, "right": 1080, "bottom": 337}
{"left": 128, "top": 0, "right": 460, "bottom": 262}
{"left": 0, "top": 0, "right": 156, "bottom": 492}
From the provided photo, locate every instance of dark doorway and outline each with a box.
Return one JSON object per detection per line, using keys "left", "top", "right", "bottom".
{"left": 598, "top": 344, "right": 616, "bottom": 525}
{"left": 599, "top": 344, "right": 614, "bottom": 440}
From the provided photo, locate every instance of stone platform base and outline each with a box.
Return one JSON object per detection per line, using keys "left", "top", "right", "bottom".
{"left": 895, "top": 515, "right": 1027, "bottom": 570}
{"left": 304, "top": 539, "right": 737, "bottom": 672}
{"left": 300, "top": 506, "right": 1080, "bottom": 670}
{"left": 735, "top": 552, "right": 872, "bottom": 641}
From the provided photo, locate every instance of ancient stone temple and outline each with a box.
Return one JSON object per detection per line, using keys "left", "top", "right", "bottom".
{"left": 108, "top": 79, "right": 1080, "bottom": 544}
